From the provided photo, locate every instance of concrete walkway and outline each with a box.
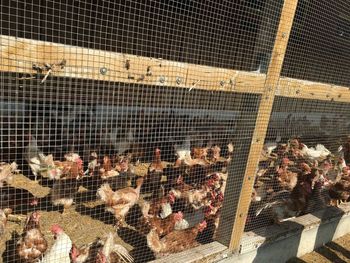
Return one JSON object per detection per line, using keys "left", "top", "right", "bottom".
{"left": 288, "top": 233, "right": 350, "bottom": 263}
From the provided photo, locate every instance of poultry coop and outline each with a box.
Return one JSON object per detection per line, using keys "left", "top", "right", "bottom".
{"left": 0, "top": 0, "right": 350, "bottom": 262}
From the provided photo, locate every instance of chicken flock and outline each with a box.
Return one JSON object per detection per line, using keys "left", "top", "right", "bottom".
{"left": 1, "top": 132, "right": 350, "bottom": 262}
{"left": 247, "top": 137, "right": 350, "bottom": 229}
{"left": 0, "top": 135, "right": 233, "bottom": 262}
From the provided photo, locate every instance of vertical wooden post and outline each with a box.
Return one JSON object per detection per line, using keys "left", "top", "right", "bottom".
{"left": 229, "top": 0, "right": 299, "bottom": 252}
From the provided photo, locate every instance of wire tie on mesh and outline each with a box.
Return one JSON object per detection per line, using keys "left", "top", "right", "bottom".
{"left": 189, "top": 80, "right": 200, "bottom": 91}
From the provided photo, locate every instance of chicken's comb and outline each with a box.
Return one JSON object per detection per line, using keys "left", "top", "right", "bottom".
{"left": 155, "top": 148, "right": 161, "bottom": 153}
{"left": 51, "top": 224, "right": 63, "bottom": 234}
{"left": 200, "top": 220, "right": 207, "bottom": 229}
{"left": 282, "top": 158, "right": 290, "bottom": 164}
{"left": 174, "top": 211, "right": 183, "bottom": 220}
{"left": 212, "top": 173, "right": 220, "bottom": 180}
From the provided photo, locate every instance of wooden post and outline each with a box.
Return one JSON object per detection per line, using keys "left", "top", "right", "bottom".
{"left": 229, "top": 0, "right": 299, "bottom": 252}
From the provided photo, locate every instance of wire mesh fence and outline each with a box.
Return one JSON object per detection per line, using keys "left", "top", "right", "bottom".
{"left": 0, "top": 0, "right": 349, "bottom": 262}
{"left": 0, "top": 1, "right": 277, "bottom": 262}
{"left": 243, "top": 0, "right": 350, "bottom": 254}
{"left": 246, "top": 98, "right": 350, "bottom": 232}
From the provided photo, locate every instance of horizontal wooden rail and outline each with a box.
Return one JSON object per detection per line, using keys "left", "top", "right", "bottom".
{"left": 277, "top": 77, "right": 350, "bottom": 102}
{"left": 1, "top": 35, "right": 350, "bottom": 102}
{"left": 0, "top": 35, "right": 264, "bottom": 95}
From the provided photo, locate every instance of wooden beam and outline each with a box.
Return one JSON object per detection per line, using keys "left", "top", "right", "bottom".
{"left": 229, "top": 0, "right": 299, "bottom": 252}
{"left": 277, "top": 77, "right": 350, "bottom": 103}
{"left": 0, "top": 35, "right": 265, "bottom": 95}
{"left": 1, "top": 35, "right": 350, "bottom": 103}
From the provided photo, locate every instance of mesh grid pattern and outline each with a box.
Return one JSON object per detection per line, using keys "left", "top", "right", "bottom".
{"left": 0, "top": 1, "right": 279, "bottom": 262}
{"left": 282, "top": 0, "right": 350, "bottom": 86}
{"left": 243, "top": 0, "right": 350, "bottom": 254}
{"left": 1, "top": 0, "right": 348, "bottom": 262}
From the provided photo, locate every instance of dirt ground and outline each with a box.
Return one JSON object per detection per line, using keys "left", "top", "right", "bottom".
{"left": 0, "top": 170, "right": 156, "bottom": 263}
{"left": 288, "top": 234, "right": 350, "bottom": 263}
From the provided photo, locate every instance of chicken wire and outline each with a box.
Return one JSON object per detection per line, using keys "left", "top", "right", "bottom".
{"left": 246, "top": 98, "right": 350, "bottom": 232}
{"left": 0, "top": 0, "right": 286, "bottom": 262}
{"left": 282, "top": 0, "right": 350, "bottom": 86}
{"left": 243, "top": 0, "right": 350, "bottom": 249}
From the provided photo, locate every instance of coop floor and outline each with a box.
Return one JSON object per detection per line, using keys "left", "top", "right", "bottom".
{"left": 288, "top": 233, "right": 350, "bottom": 263}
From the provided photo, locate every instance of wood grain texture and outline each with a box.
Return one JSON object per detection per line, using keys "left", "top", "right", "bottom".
{"left": 229, "top": 0, "right": 300, "bottom": 252}
{"left": 1, "top": 35, "right": 349, "bottom": 102}
{"left": 0, "top": 35, "right": 265, "bottom": 95}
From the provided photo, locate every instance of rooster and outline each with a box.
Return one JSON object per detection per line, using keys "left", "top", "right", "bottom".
{"left": 39, "top": 224, "right": 72, "bottom": 263}
{"left": 71, "top": 233, "right": 132, "bottom": 263}
{"left": 304, "top": 181, "right": 329, "bottom": 213}
{"left": 0, "top": 162, "right": 18, "bottom": 187}
{"left": 17, "top": 211, "right": 48, "bottom": 262}
{"left": 97, "top": 177, "right": 144, "bottom": 226}
{"left": 147, "top": 221, "right": 207, "bottom": 257}
{"left": 210, "top": 143, "right": 234, "bottom": 172}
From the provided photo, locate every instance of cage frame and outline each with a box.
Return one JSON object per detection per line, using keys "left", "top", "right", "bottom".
{"left": 1, "top": 0, "right": 350, "bottom": 260}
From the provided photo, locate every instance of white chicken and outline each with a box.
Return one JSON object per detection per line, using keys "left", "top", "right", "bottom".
{"left": 25, "top": 136, "right": 62, "bottom": 180}
{"left": 39, "top": 224, "right": 72, "bottom": 263}
{"left": 174, "top": 136, "right": 192, "bottom": 166}
{"left": 301, "top": 144, "right": 331, "bottom": 161}
{"left": 261, "top": 135, "right": 281, "bottom": 158}
{"left": 96, "top": 232, "right": 133, "bottom": 263}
